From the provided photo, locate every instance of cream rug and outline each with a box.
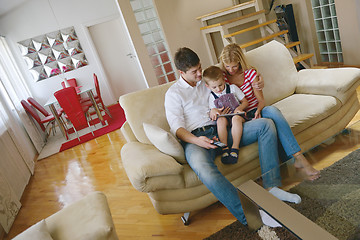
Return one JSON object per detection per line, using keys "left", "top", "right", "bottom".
{"left": 37, "top": 121, "right": 105, "bottom": 160}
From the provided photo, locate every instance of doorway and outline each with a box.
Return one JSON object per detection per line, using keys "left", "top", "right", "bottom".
{"left": 88, "top": 18, "right": 148, "bottom": 100}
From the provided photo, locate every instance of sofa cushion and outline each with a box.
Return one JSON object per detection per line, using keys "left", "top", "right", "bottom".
{"left": 143, "top": 123, "right": 186, "bottom": 164}
{"left": 13, "top": 220, "right": 53, "bottom": 240}
{"left": 119, "top": 82, "right": 174, "bottom": 144}
{"left": 272, "top": 94, "right": 341, "bottom": 135}
{"left": 246, "top": 40, "right": 298, "bottom": 106}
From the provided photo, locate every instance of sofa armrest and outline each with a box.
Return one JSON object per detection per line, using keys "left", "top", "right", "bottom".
{"left": 120, "top": 121, "right": 138, "bottom": 143}
{"left": 121, "top": 142, "right": 184, "bottom": 192}
{"left": 45, "top": 192, "right": 118, "bottom": 240}
{"left": 296, "top": 68, "right": 360, "bottom": 104}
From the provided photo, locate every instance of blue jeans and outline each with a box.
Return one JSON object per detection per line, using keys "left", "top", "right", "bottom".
{"left": 261, "top": 106, "right": 301, "bottom": 159}
{"left": 182, "top": 118, "right": 281, "bottom": 225}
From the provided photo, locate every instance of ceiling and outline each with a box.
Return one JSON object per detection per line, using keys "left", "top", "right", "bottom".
{"left": 0, "top": 0, "right": 29, "bottom": 17}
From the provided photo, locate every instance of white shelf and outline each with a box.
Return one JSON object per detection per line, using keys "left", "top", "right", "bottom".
{"left": 311, "top": 0, "right": 342, "bottom": 62}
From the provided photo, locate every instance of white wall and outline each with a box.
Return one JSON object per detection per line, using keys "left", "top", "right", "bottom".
{"left": 1, "top": 0, "right": 236, "bottom": 102}
{"left": 2, "top": 0, "right": 359, "bottom": 109}
{"left": 153, "top": 0, "right": 234, "bottom": 69}
{"left": 0, "top": 0, "right": 121, "bottom": 106}
{"left": 335, "top": 0, "right": 360, "bottom": 65}
{"left": 88, "top": 18, "right": 148, "bottom": 98}
{"left": 154, "top": 0, "right": 320, "bottom": 67}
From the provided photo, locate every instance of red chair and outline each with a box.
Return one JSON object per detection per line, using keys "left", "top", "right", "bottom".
{"left": 82, "top": 73, "right": 112, "bottom": 118}
{"left": 54, "top": 87, "right": 94, "bottom": 141}
{"left": 21, "top": 100, "right": 57, "bottom": 135}
{"left": 27, "top": 97, "right": 64, "bottom": 119}
{"left": 60, "top": 78, "right": 77, "bottom": 88}
{"left": 61, "top": 78, "right": 88, "bottom": 103}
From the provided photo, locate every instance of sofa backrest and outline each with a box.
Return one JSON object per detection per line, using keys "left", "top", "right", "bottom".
{"left": 120, "top": 41, "right": 299, "bottom": 144}
{"left": 245, "top": 40, "right": 298, "bottom": 106}
{"left": 119, "top": 82, "right": 174, "bottom": 144}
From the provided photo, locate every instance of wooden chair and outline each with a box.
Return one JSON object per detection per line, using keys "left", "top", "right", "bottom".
{"left": 54, "top": 87, "right": 94, "bottom": 141}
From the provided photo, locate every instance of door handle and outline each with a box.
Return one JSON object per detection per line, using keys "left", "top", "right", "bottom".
{"left": 126, "top": 53, "right": 136, "bottom": 58}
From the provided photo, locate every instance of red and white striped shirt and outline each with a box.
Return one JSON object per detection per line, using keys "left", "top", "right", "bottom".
{"left": 224, "top": 69, "right": 258, "bottom": 111}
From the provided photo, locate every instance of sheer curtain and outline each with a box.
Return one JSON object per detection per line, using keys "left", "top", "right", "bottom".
{"left": 0, "top": 36, "right": 45, "bottom": 153}
{"left": 0, "top": 36, "right": 37, "bottom": 233}
{"left": 0, "top": 112, "right": 22, "bottom": 233}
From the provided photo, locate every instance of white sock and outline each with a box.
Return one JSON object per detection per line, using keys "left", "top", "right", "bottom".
{"left": 269, "top": 187, "right": 301, "bottom": 204}
{"left": 259, "top": 209, "right": 282, "bottom": 228}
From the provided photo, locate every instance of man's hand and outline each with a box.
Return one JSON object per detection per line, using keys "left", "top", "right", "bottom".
{"left": 176, "top": 128, "right": 219, "bottom": 149}
{"left": 252, "top": 73, "right": 264, "bottom": 90}
{"left": 195, "top": 136, "right": 218, "bottom": 149}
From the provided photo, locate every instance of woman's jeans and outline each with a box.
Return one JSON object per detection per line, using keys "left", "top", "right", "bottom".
{"left": 261, "top": 106, "right": 301, "bottom": 160}
{"left": 182, "top": 118, "right": 281, "bottom": 225}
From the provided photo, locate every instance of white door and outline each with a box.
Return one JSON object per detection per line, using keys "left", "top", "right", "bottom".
{"left": 88, "top": 18, "right": 147, "bottom": 100}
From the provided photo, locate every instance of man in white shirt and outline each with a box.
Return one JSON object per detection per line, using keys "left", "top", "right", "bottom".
{"left": 164, "top": 47, "right": 301, "bottom": 225}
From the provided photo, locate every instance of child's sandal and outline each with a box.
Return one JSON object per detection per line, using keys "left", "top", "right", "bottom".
{"left": 221, "top": 148, "right": 230, "bottom": 164}
{"left": 228, "top": 148, "right": 239, "bottom": 164}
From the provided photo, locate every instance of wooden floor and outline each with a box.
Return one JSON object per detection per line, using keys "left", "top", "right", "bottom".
{"left": 4, "top": 90, "right": 360, "bottom": 240}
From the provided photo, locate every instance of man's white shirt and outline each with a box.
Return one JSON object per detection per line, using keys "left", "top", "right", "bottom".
{"left": 165, "top": 76, "right": 215, "bottom": 136}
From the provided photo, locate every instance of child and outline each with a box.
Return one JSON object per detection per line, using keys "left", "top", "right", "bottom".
{"left": 203, "top": 66, "right": 248, "bottom": 164}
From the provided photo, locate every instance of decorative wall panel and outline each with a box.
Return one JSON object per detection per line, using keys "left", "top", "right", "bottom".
{"left": 17, "top": 27, "right": 88, "bottom": 81}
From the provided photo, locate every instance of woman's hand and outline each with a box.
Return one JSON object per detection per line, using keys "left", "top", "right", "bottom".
{"left": 254, "top": 109, "right": 262, "bottom": 119}
{"left": 252, "top": 73, "right": 264, "bottom": 90}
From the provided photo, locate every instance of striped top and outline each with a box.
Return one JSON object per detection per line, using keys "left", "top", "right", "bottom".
{"left": 224, "top": 69, "right": 258, "bottom": 111}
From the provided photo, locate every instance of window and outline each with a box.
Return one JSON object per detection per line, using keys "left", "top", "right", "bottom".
{"left": 130, "top": 0, "right": 177, "bottom": 84}
{"left": 311, "top": 0, "right": 343, "bottom": 63}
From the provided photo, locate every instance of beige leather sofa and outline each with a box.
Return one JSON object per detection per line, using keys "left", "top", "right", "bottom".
{"left": 12, "top": 192, "right": 118, "bottom": 240}
{"left": 120, "top": 40, "right": 360, "bottom": 224}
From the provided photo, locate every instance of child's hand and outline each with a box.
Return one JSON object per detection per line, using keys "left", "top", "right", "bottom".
{"left": 220, "top": 107, "right": 231, "bottom": 115}
{"left": 210, "top": 107, "right": 231, "bottom": 120}
{"left": 210, "top": 108, "right": 221, "bottom": 120}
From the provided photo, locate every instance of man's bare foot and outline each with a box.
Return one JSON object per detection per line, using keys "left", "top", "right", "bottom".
{"left": 293, "top": 153, "right": 320, "bottom": 180}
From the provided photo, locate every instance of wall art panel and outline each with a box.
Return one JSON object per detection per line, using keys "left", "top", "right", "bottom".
{"left": 17, "top": 27, "right": 88, "bottom": 81}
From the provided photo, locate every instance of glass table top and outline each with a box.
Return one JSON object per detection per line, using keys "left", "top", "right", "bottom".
{"left": 253, "top": 119, "right": 360, "bottom": 239}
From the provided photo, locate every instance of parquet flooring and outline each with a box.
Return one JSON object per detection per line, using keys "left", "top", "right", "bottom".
{"left": 4, "top": 88, "right": 360, "bottom": 240}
